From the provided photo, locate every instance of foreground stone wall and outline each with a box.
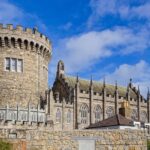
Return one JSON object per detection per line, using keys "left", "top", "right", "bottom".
{"left": 0, "top": 125, "right": 147, "bottom": 150}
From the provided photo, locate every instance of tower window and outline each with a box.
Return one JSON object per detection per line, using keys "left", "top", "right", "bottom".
{"left": 5, "top": 58, "right": 23, "bottom": 72}
{"left": 5, "top": 58, "right": 10, "bottom": 71}
{"left": 11, "top": 58, "right": 17, "bottom": 71}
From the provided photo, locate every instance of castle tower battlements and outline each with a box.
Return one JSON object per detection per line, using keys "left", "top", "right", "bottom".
{"left": 0, "top": 24, "right": 52, "bottom": 108}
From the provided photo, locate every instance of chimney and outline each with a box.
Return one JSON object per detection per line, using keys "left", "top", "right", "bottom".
{"left": 119, "top": 101, "right": 131, "bottom": 119}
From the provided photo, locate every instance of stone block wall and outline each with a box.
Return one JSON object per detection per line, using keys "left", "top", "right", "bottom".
{"left": 0, "top": 126, "right": 147, "bottom": 150}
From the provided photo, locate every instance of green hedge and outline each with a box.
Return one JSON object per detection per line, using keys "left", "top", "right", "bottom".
{"left": 0, "top": 140, "right": 12, "bottom": 150}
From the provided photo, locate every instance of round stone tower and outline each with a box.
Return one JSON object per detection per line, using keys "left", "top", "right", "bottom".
{"left": 0, "top": 24, "right": 52, "bottom": 107}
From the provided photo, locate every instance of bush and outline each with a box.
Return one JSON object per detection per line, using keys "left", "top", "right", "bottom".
{"left": 148, "top": 140, "right": 150, "bottom": 150}
{"left": 0, "top": 140, "right": 12, "bottom": 150}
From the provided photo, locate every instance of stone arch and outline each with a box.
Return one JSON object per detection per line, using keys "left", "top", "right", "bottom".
{"left": 43, "top": 48, "right": 47, "bottom": 57}
{"left": 17, "top": 38, "right": 22, "bottom": 49}
{"left": 11, "top": 37, "right": 15, "bottom": 48}
{"left": 30, "top": 41, "right": 34, "bottom": 50}
{"left": 40, "top": 45, "right": 44, "bottom": 55}
{"left": 24, "top": 40, "right": 28, "bottom": 50}
{"left": 4, "top": 37, "right": 9, "bottom": 47}
{"left": 35, "top": 43, "right": 39, "bottom": 52}
{"left": 106, "top": 106, "right": 114, "bottom": 118}
{"left": 80, "top": 103, "right": 89, "bottom": 124}
{"left": 94, "top": 105, "right": 102, "bottom": 123}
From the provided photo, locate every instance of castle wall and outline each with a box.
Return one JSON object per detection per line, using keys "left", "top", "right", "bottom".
{"left": 0, "top": 24, "right": 52, "bottom": 107}
{"left": 0, "top": 126, "right": 147, "bottom": 150}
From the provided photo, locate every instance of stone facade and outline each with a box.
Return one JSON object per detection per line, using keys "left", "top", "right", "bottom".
{"left": 49, "top": 60, "right": 150, "bottom": 130}
{"left": 0, "top": 125, "right": 147, "bottom": 150}
{"left": 0, "top": 24, "right": 52, "bottom": 107}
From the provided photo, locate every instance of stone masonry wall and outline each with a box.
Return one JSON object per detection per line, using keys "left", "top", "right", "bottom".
{"left": 0, "top": 125, "right": 147, "bottom": 150}
{"left": 0, "top": 24, "right": 52, "bottom": 107}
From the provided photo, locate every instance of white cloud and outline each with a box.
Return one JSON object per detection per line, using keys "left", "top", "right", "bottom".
{"left": 88, "top": 0, "right": 150, "bottom": 27}
{"left": 0, "top": 0, "right": 48, "bottom": 32}
{"left": 52, "top": 27, "right": 150, "bottom": 74}
{"left": 104, "top": 60, "right": 150, "bottom": 97}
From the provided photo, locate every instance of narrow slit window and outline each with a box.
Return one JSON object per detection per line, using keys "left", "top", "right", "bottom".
{"left": 5, "top": 58, "right": 10, "bottom": 71}
{"left": 17, "top": 59, "right": 23, "bottom": 72}
{"left": 11, "top": 58, "right": 17, "bottom": 71}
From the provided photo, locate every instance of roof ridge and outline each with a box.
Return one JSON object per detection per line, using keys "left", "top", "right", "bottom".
{"left": 65, "top": 75, "right": 127, "bottom": 89}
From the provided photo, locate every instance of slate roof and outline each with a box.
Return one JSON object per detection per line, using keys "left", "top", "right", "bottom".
{"left": 64, "top": 76, "right": 137, "bottom": 99}
{"left": 85, "top": 114, "right": 133, "bottom": 129}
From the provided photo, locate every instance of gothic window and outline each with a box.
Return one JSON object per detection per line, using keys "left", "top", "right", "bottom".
{"left": 106, "top": 106, "right": 114, "bottom": 118}
{"left": 0, "top": 112, "right": 5, "bottom": 120}
{"left": 80, "top": 103, "right": 89, "bottom": 124}
{"left": 21, "top": 113, "right": 27, "bottom": 121}
{"left": 56, "top": 108, "right": 61, "bottom": 123}
{"left": 11, "top": 112, "right": 17, "bottom": 120}
{"left": 39, "top": 115, "right": 43, "bottom": 122}
{"left": 94, "top": 105, "right": 102, "bottom": 123}
{"left": 67, "top": 109, "right": 71, "bottom": 123}
{"left": 131, "top": 109, "right": 138, "bottom": 120}
{"left": 141, "top": 111, "right": 147, "bottom": 122}
{"left": 32, "top": 113, "right": 37, "bottom": 122}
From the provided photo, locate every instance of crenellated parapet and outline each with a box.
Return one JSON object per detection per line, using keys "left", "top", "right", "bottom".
{"left": 0, "top": 24, "right": 52, "bottom": 60}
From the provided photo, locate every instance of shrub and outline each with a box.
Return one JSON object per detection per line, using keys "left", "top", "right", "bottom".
{"left": 0, "top": 139, "right": 12, "bottom": 150}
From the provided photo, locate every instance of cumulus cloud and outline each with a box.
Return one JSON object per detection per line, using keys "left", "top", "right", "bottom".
{"left": 88, "top": 0, "right": 150, "bottom": 27}
{"left": 104, "top": 60, "right": 150, "bottom": 97}
{"left": 52, "top": 27, "right": 150, "bottom": 74}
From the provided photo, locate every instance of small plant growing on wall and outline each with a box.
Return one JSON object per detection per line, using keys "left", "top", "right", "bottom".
{"left": 0, "top": 139, "right": 12, "bottom": 150}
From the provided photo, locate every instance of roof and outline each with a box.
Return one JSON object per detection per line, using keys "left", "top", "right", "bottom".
{"left": 85, "top": 114, "right": 133, "bottom": 129}
{"left": 64, "top": 76, "right": 137, "bottom": 99}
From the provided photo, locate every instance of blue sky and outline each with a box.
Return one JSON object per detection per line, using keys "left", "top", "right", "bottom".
{"left": 1, "top": 0, "right": 150, "bottom": 96}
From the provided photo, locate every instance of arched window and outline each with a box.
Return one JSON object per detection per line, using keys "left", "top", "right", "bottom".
{"left": 4, "top": 37, "right": 9, "bottom": 47}
{"left": 56, "top": 108, "right": 61, "bottom": 123}
{"left": 11, "top": 38, "right": 15, "bottom": 48}
{"left": 80, "top": 104, "right": 89, "bottom": 124}
{"left": 18, "top": 39, "right": 22, "bottom": 49}
{"left": 131, "top": 109, "right": 138, "bottom": 121}
{"left": 24, "top": 40, "right": 28, "bottom": 49}
{"left": 141, "top": 111, "right": 147, "bottom": 122}
{"left": 106, "top": 106, "right": 114, "bottom": 118}
{"left": 67, "top": 109, "right": 71, "bottom": 123}
{"left": 94, "top": 105, "right": 102, "bottom": 123}
{"left": 32, "top": 113, "right": 37, "bottom": 122}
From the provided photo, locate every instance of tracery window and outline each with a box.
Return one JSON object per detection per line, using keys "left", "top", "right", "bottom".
{"left": 131, "top": 109, "right": 138, "bottom": 120}
{"left": 80, "top": 103, "right": 89, "bottom": 124}
{"left": 67, "top": 109, "right": 71, "bottom": 123}
{"left": 21, "top": 113, "right": 27, "bottom": 121}
{"left": 56, "top": 108, "right": 61, "bottom": 123}
{"left": 94, "top": 105, "right": 102, "bottom": 123}
{"left": 141, "top": 111, "right": 147, "bottom": 122}
{"left": 106, "top": 106, "right": 114, "bottom": 118}
{"left": 32, "top": 113, "right": 37, "bottom": 122}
